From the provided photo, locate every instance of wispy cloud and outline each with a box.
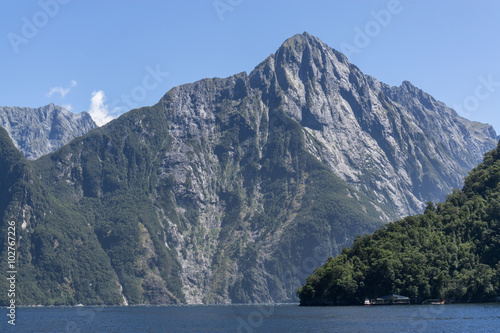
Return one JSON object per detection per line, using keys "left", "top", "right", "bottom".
{"left": 88, "top": 90, "right": 116, "bottom": 126}
{"left": 62, "top": 104, "right": 73, "bottom": 112}
{"left": 46, "top": 80, "right": 77, "bottom": 98}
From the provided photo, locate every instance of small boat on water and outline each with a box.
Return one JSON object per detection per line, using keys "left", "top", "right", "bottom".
{"left": 364, "top": 298, "right": 371, "bottom": 306}
{"left": 430, "top": 300, "right": 445, "bottom": 305}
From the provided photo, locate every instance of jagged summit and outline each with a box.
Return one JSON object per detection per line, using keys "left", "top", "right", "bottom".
{"left": 0, "top": 104, "right": 96, "bottom": 159}
{"left": 254, "top": 32, "right": 498, "bottom": 216}
{"left": 280, "top": 32, "right": 345, "bottom": 54}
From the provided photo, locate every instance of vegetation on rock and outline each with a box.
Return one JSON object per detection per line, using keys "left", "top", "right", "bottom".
{"left": 298, "top": 141, "right": 500, "bottom": 305}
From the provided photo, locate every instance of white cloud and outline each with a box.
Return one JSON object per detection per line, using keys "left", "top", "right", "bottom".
{"left": 47, "top": 80, "right": 77, "bottom": 98}
{"left": 88, "top": 90, "right": 116, "bottom": 126}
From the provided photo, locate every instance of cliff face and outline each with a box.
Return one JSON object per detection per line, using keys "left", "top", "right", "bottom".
{"left": 19, "top": 79, "right": 385, "bottom": 305}
{"left": 0, "top": 32, "right": 497, "bottom": 306}
{"left": 269, "top": 33, "right": 497, "bottom": 217}
{"left": 0, "top": 104, "right": 96, "bottom": 159}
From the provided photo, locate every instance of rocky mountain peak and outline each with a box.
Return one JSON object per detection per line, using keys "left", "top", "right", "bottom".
{"left": 400, "top": 80, "right": 418, "bottom": 92}
{"left": 277, "top": 32, "right": 349, "bottom": 66}
{"left": 0, "top": 104, "right": 97, "bottom": 159}
{"left": 160, "top": 30, "right": 498, "bottom": 224}
{"left": 246, "top": 33, "right": 498, "bottom": 218}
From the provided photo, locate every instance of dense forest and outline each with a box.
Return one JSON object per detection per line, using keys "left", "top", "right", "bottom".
{"left": 298, "top": 141, "right": 500, "bottom": 305}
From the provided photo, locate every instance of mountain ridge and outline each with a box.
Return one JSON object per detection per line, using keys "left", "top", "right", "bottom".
{"left": 272, "top": 32, "right": 496, "bottom": 217}
{"left": 0, "top": 32, "right": 497, "bottom": 305}
{"left": 0, "top": 103, "right": 96, "bottom": 160}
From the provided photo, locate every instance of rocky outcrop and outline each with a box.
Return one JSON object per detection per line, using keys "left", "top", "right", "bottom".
{"left": 0, "top": 104, "right": 96, "bottom": 159}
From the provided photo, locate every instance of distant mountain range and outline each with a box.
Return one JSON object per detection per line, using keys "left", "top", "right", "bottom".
{"left": 0, "top": 104, "right": 96, "bottom": 159}
{"left": 0, "top": 32, "right": 497, "bottom": 306}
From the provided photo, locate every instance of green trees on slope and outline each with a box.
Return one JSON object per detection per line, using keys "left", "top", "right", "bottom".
{"left": 298, "top": 141, "right": 500, "bottom": 305}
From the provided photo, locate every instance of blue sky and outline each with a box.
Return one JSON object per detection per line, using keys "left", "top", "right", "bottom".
{"left": 1, "top": 1, "right": 499, "bottom": 131}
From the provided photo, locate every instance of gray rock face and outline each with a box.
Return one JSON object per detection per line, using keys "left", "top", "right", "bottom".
{"left": 138, "top": 33, "right": 498, "bottom": 303}
{"left": 0, "top": 104, "right": 96, "bottom": 159}
{"left": 157, "top": 33, "right": 497, "bottom": 302}
{"left": 270, "top": 32, "right": 497, "bottom": 217}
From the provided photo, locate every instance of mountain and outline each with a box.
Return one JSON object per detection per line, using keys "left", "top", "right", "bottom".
{"left": 0, "top": 104, "right": 96, "bottom": 159}
{"left": 0, "top": 127, "right": 125, "bottom": 305}
{"left": 0, "top": 32, "right": 497, "bottom": 306}
{"left": 297, "top": 140, "right": 500, "bottom": 305}
{"left": 271, "top": 34, "right": 497, "bottom": 217}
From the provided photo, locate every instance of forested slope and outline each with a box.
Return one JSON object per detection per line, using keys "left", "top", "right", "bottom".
{"left": 298, "top": 141, "right": 500, "bottom": 305}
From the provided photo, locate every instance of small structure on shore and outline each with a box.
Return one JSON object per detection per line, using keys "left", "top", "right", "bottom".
{"left": 367, "top": 294, "right": 410, "bottom": 305}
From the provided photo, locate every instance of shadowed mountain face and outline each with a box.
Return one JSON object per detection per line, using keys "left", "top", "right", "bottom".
{"left": 0, "top": 104, "right": 96, "bottom": 159}
{"left": 0, "top": 32, "right": 496, "bottom": 306}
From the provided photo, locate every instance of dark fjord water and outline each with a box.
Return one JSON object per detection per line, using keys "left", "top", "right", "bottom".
{"left": 2, "top": 303, "right": 499, "bottom": 333}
